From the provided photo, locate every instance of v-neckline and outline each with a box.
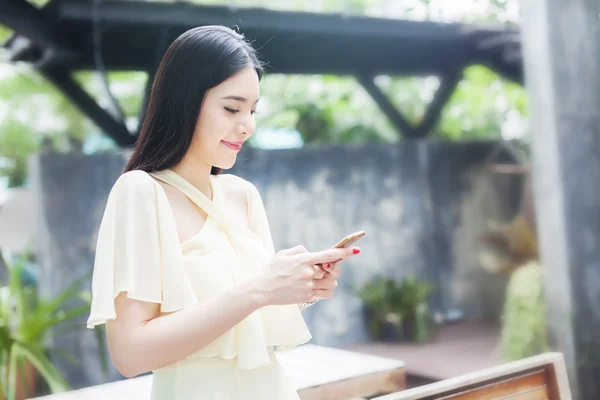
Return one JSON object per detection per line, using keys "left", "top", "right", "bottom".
{"left": 163, "top": 168, "right": 216, "bottom": 204}
{"left": 149, "top": 169, "right": 261, "bottom": 249}
{"left": 149, "top": 169, "right": 218, "bottom": 247}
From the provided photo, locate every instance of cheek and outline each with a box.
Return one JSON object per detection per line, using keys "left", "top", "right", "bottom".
{"left": 195, "top": 110, "right": 229, "bottom": 145}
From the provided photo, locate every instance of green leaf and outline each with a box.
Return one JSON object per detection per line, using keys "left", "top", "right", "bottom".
{"left": 7, "top": 344, "right": 18, "bottom": 400}
{"left": 49, "top": 305, "right": 90, "bottom": 327}
{"left": 0, "top": 346, "right": 6, "bottom": 397}
{"left": 0, "top": 26, "right": 13, "bottom": 43}
{"left": 48, "top": 271, "right": 92, "bottom": 312}
{"left": 8, "top": 262, "right": 26, "bottom": 331}
{"left": 16, "top": 342, "right": 70, "bottom": 393}
{"left": 48, "top": 348, "right": 79, "bottom": 366}
{"left": 94, "top": 325, "right": 110, "bottom": 380}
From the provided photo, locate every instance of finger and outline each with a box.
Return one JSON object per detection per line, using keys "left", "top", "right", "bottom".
{"left": 313, "top": 277, "right": 338, "bottom": 291}
{"left": 302, "top": 246, "right": 360, "bottom": 265}
{"left": 323, "top": 262, "right": 342, "bottom": 277}
{"left": 312, "top": 265, "right": 327, "bottom": 279}
{"left": 278, "top": 245, "right": 308, "bottom": 256}
{"left": 314, "top": 248, "right": 358, "bottom": 268}
{"left": 315, "top": 262, "right": 330, "bottom": 272}
{"left": 301, "top": 264, "right": 318, "bottom": 280}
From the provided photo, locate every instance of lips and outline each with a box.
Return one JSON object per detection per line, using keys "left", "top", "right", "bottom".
{"left": 221, "top": 141, "right": 243, "bottom": 151}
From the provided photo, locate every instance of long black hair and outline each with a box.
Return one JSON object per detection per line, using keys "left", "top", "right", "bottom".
{"left": 124, "top": 25, "right": 265, "bottom": 175}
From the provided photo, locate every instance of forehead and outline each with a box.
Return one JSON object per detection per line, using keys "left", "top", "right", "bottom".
{"left": 210, "top": 67, "right": 260, "bottom": 99}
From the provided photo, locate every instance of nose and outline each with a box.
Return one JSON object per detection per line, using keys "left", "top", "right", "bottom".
{"left": 236, "top": 116, "right": 256, "bottom": 136}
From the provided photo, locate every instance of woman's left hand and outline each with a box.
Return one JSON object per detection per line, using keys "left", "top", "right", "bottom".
{"left": 311, "top": 262, "right": 342, "bottom": 300}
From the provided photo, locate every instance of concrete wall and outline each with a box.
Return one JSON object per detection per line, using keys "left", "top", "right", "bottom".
{"left": 29, "top": 150, "right": 128, "bottom": 388}
{"left": 29, "top": 140, "right": 521, "bottom": 389}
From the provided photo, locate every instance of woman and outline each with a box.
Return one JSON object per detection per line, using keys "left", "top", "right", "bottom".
{"left": 86, "top": 25, "right": 361, "bottom": 399}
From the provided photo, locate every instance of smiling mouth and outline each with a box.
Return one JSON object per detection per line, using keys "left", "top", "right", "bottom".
{"left": 221, "top": 141, "right": 243, "bottom": 151}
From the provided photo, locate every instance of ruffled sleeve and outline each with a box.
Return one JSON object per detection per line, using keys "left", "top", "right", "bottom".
{"left": 86, "top": 170, "right": 197, "bottom": 329}
{"left": 245, "top": 182, "right": 313, "bottom": 353}
{"left": 246, "top": 182, "right": 276, "bottom": 257}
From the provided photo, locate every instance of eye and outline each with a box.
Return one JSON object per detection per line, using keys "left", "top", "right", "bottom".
{"left": 225, "top": 106, "right": 258, "bottom": 116}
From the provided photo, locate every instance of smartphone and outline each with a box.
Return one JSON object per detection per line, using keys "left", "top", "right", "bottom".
{"left": 332, "top": 230, "right": 366, "bottom": 249}
{"left": 316, "top": 231, "right": 365, "bottom": 269}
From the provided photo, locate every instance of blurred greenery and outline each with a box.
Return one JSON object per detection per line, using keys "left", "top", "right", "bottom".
{"left": 0, "top": 26, "right": 11, "bottom": 43}
{"left": 0, "top": 0, "right": 527, "bottom": 187}
{"left": 354, "top": 275, "right": 434, "bottom": 342}
{"left": 501, "top": 261, "right": 549, "bottom": 361}
{"left": 0, "top": 250, "right": 108, "bottom": 399}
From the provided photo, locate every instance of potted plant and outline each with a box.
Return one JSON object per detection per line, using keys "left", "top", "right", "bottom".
{"left": 394, "top": 276, "right": 435, "bottom": 342}
{"left": 355, "top": 275, "right": 434, "bottom": 343}
{"left": 0, "top": 250, "right": 107, "bottom": 400}
{"left": 354, "top": 276, "right": 397, "bottom": 341}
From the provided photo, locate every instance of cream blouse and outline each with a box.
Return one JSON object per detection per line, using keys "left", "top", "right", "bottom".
{"left": 86, "top": 169, "right": 312, "bottom": 371}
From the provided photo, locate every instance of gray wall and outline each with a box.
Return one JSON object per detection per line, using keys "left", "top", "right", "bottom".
{"left": 29, "top": 140, "right": 521, "bottom": 389}
{"left": 29, "top": 150, "right": 129, "bottom": 388}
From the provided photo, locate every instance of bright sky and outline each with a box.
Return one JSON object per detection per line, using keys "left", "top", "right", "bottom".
{"left": 386, "top": 0, "right": 519, "bottom": 23}
{"left": 250, "top": 0, "right": 520, "bottom": 23}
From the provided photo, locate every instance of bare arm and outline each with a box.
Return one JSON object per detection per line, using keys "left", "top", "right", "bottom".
{"left": 106, "top": 246, "right": 357, "bottom": 378}
{"left": 106, "top": 278, "right": 266, "bottom": 378}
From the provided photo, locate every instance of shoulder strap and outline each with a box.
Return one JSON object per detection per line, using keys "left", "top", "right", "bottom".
{"left": 149, "top": 169, "right": 248, "bottom": 236}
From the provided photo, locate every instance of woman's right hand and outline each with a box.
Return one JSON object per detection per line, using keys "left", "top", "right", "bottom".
{"left": 255, "top": 245, "right": 359, "bottom": 306}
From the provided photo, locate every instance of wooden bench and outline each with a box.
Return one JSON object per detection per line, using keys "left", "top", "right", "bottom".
{"left": 32, "top": 344, "right": 406, "bottom": 400}
{"left": 371, "top": 352, "right": 571, "bottom": 400}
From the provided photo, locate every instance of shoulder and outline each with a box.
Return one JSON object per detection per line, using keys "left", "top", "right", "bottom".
{"left": 115, "top": 170, "right": 156, "bottom": 188}
{"left": 97, "top": 171, "right": 163, "bottom": 230}
{"left": 112, "top": 170, "right": 158, "bottom": 194}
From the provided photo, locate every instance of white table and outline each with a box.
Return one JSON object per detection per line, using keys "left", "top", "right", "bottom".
{"left": 32, "top": 344, "right": 406, "bottom": 400}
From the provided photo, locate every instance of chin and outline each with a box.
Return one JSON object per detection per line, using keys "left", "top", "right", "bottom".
{"left": 214, "top": 156, "right": 237, "bottom": 170}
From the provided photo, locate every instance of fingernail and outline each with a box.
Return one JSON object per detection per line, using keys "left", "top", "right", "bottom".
{"left": 353, "top": 248, "right": 361, "bottom": 255}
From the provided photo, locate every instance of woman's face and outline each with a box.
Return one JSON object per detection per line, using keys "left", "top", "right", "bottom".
{"left": 190, "top": 66, "right": 260, "bottom": 171}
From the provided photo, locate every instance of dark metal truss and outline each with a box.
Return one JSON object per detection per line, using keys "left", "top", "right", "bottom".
{"left": 0, "top": 0, "right": 524, "bottom": 144}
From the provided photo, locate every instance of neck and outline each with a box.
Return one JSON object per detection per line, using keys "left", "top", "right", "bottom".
{"left": 170, "top": 158, "right": 213, "bottom": 200}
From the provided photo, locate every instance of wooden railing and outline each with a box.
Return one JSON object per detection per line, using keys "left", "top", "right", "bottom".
{"left": 371, "top": 352, "right": 571, "bottom": 400}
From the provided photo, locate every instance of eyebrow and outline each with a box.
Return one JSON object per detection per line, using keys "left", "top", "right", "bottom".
{"left": 221, "top": 95, "right": 260, "bottom": 104}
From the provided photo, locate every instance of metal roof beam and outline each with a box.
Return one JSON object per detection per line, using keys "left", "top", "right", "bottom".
{"left": 357, "top": 70, "right": 461, "bottom": 139}
{"left": 357, "top": 74, "right": 417, "bottom": 139}
{"left": 0, "top": 0, "right": 78, "bottom": 68}
{"left": 40, "top": 67, "right": 135, "bottom": 147}
{"left": 58, "top": 0, "right": 459, "bottom": 39}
